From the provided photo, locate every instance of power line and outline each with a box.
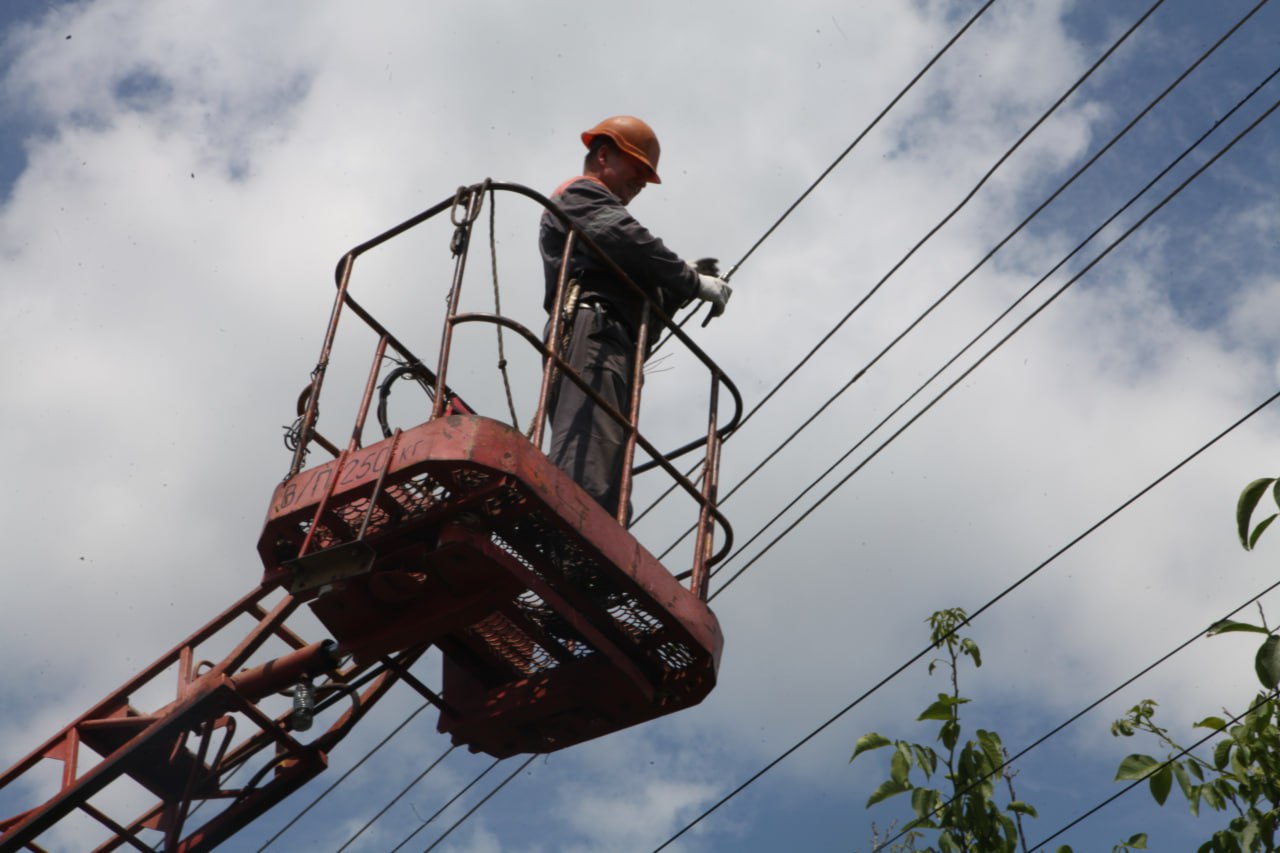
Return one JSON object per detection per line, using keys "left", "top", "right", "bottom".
{"left": 296, "top": 9, "right": 1007, "bottom": 850}
{"left": 715, "top": 0, "right": 1169, "bottom": 439}
{"left": 388, "top": 757, "right": 502, "bottom": 853}
{"left": 421, "top": 754, "right": 537, "bottom": 852}
{"left": 646, "top": 0, "right": 999, "bottom": 357}
{"left": 708, "top": 82, "right": 1280, "bottom": 603}
{"left": 635, "top": 0, "right": 1168, "bottom": 527}
{"left": 255, "top": 703, "right": 433, "bottom": 851}
{"left": 655, "top": 0, "right": 1273, "bottom": 568}
{"left": 249, "top": 8, "right": 1269, "bottom": 850}
{"left": 1028, "top": 691, "right": 1278, "bottom": 851}
{"left": 652, "top": 385, "right": 1280, "bottom": 851}
{"left": 723, "top": 0, "right": 997, "bottom": 280}
{"left": 317, "top": 10, "right": 1017, "bottom": 849}
{"left": 874, "top": 575, "right": 1280, "bottom": 851}
{"left": 334, "top": 745, "right": 455, "bottom": 852}
{"left": 349, "top": 12, "right": 1273, "bottom": 852}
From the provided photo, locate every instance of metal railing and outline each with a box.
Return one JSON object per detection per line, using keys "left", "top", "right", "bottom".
{"left": 284, "top": 180, "right": 742, "bottom": 598}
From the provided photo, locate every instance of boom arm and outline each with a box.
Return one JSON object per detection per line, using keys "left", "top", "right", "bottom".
{"left": 0, "top": 583, "right": 431, "bottom": 852}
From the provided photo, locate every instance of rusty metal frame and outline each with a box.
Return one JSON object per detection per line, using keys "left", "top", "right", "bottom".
{"left": 1, "top": 180, "right": 741, "bottom": 851}
{"left": 287, "top": 179, "right": 742, "bottom": 588}
{"left": 0, "top": 583, "right": 427, "bottom": 852}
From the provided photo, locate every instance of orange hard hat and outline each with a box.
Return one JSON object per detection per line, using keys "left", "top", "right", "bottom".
{"left": 581, "top": 115, "right": 662, "bottom": 184}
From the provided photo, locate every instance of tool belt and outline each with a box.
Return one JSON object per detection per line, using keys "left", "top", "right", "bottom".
{"left": 544, "top": 279, "right": 584, "bottom": 403}
{"left": 558, "top": 279, "right": 583, "bottom": 355}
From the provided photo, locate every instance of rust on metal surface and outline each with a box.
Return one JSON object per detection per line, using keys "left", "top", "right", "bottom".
{"left": 0, "top": 181, "right": 740, "bottom": 851}
{"left": 260, "top": 415, "right": 723, "bottom": 757}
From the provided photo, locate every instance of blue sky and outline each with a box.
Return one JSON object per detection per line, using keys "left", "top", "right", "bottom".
{"left": 1, "top": 1, "right": 1279, "bottom": 851}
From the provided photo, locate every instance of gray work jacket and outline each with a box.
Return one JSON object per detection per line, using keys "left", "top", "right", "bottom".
{"left": 540, "top": 176, "right": 700, "bottom": 339}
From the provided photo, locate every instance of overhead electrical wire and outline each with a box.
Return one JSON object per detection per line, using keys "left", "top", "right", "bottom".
{"left": 723, "top": 0, "right": 996, "bottom": 281}
{"left": 874, "top": 575, "right": 1280, "bottom": 852}
{"left": 420, "top": 755, "right": 537, "bottom": 852}
{"left": 334, "top": 745, "right": 455, "bottom": 852}
{"left": 655, "top": 0, "right": 1273, "bottom": 567}
{"left": 259, "top": 6, "right": 1270, "bottom": 851}
{"left": 708, "top": 82, "right": 1280, "bottom": 603}
{"left": 722, "top": 0, "right": 1166, "bottom": 427}
{"left": 756, "top": 62, "right": 1280, "bottom": 848}
{"left": 634, "top": 0, "right": 1168, "bottom": 528}
{"left": 266, "top": 6, "right": 1010, "bottom": 850}
{"left": 654, "top": 384, "right": 1280, "bottom": 851}
{"left": 321, "top": 4, "right": 1221, "bottom": 847}
{"left": 254, "top": 703, "right": 434, "bottom": 851}
{"left": 1028, "top": 691, "right": 1278, "bottom": 851}
{"left": 706, "top": 54, "right": 1280, "bottom": 594}
{"left": 387, "top": 758, "right": 502, "bottom": 852}
{"left": 670, "top": 60, "right": 1280, "bottom": 848}
{"left": 645, "top": 0, "right": 998, "bottom": 358}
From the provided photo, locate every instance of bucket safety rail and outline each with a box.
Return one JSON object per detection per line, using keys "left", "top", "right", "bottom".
{"left": 287, "top": 179, "right": 742, "bottom": 597}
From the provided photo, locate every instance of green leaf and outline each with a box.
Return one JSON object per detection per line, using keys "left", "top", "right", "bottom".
{"left": 850, "top": 732, "right": 891, "bottom": 762}
{"left": 940, "top": 718, "right": 960, "bottom": 751}
{"left": 1238, "top": 477, "right": 1277, "bottom": 549}
{"left": 1214, "top": 738, "right": 1233, "bottom": 771}
{"left": 1229, "top": 743, "right": 1249, "bottom": 779}
{"left": 910, "top": 785, "right": 939, "bottom": 821}
{"left": 1193, "top": 715, "right": 1229, "bottom": 730}
{"left": 1255, "top": 635, "right": 1280, "bottom": 689}
{"left": 1124, "top": 833, "right": 1148, "bottom": 849}
{"left": 1116, "top": 753, "right": 1160, "bottom": 781}
{"left": 891, "top": 742, "right": 911, "bottom": 785}
{"left": 1007, "top": 800, "right": 1038, "bottom": 817}
{"left": 976, "top": 729, "right": 1004, "bottom": 769}
{"left": 866, "top": 777, "right": 911, "bottom": 807}
{"left": 918, "top": 693, "right": 967, "bottom": 721}
{"left": 1241, "top": 815, "right": 1260, "bottom": 851}
{"left": 1149, "top": 764, "right": 1173, "bottom": 805}
{"left": 1249, "top": 514, "right": 1278, "bottom": 550}
{"left": 1206, "top": 620, "right": 1270, "bottom": 637}
{"left": 912, "top": 744, "right": 938, "bottom": 777}
{"left": 1173, "top": 761, "right": 1194, "bottom": 799}
{"left": 1201, "top": 781, "right": 1227, "bottom": 811}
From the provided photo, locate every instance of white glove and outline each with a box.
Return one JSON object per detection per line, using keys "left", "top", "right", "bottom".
{"left": 696, "top": 274, "right": 732, "bottom": 319}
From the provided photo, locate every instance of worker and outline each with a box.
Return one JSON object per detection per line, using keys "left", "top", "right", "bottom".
{"left": 539, "top": 115, "right": 732, "bottom": 520}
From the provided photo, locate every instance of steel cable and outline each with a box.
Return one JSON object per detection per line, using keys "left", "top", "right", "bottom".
{"left": 286, "top": 9, "right": 1003, "bottom": 850}
{"left": 313, "top": 9, "right": 1007, "bottom": 849}
{"left": 251, "top": 7, "right": 1268, "bottom": 851}
{"left": 874, "top": 576, "right": 1280, "bottom": 851}
{"left": 1028, "top": 691, "right": 1278, "bottom": 851}
{"left": 256, "top": 703, "right": 434, "bottom": 851}
{"left": 720, "top": 0, "right": 997, "bottom": 281}
{"left": 387, "top": 758, "right": 502, "bottom": 853}
{"left": 335, "top": 745, "right": 456, "bottom": 852}
{"left": 654, "top": 385, "right": 1280, "bottom": 851}
{"left": 653, "top": 0, "right": 1274, "bottom": 568}
{"left": 633, "top": 0, "right": 1168, "bottom": 528}
{"left": 648, "top": 0, "right": 999, "bottom": 359}
{"left": 708, "top": 86, "right": 1280, "bottom": 603}
{"left": 421, "top": 755, "right": 537, "bottom": 852}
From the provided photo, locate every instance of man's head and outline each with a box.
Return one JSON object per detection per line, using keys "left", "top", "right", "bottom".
{"left": 581, "top": 115, "right": 661, "bottom": 204}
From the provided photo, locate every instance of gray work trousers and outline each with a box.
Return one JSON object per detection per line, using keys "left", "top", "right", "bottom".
{"left": 547, "top": 303, "right": 638, "bottom": 520}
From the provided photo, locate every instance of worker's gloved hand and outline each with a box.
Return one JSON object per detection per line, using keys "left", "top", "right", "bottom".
{"left": 696, "top": 274, "right": 733, "bottom": 319}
